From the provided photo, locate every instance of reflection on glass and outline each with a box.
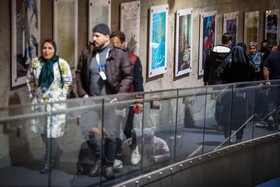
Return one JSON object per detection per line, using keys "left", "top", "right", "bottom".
{"left": 1, "top": 81, "right": 280, "bottom": 186}
{"left": 142, "top": 128, "right": 170, "bottom": 172}
{"left": 77, "top": 127, "right": 101, "bottom": 176}
{"left": 32, "top": 104, "right": 66, "bottom": 174}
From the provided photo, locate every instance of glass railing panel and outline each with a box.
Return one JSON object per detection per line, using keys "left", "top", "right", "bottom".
{"left": 175, "top": 87, "right": 206, "bottom": 161}
{"left": 253, "top": 80, "right": 280, "bottom": 138}
{"left": 230, "top": 83, "right": 256, "bottom": 144}
{"left": 49, "top": 97, "right": 104, "bottom": 187}
{"left": 203, "top": 85, "right": 233, "bottom": 153}
{"left": 0, "top": 102, "right": 45, "bottom": 120}
{"left": 141, "top": 90, "right": 177, "bottom": 174}
{"left": 0, "top": 103, "right": 52, "bottom": 186}
{"left": 1, "top": 80, "right": 280, "bottom": 187}
{"left": 100, "top": 93, "right": 144, "bottom": 186}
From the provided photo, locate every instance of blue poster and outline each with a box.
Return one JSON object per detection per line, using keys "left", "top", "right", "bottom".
{"left": 152, "top": 12, "right": 166, "bottom": 70}
{"left": 202, "top": 15, "right": 215, "bottom": 70}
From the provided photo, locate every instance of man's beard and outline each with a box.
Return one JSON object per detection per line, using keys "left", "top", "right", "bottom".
{"left": 94, "top": 41, "right": 105, "bottom": 52}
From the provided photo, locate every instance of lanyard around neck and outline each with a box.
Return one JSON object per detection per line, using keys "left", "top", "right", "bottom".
{"left": 96, "top": 49, "right": 110, "bottom": 68}
{"left": 253, "top": 52, "right": 259, "bottom": 62}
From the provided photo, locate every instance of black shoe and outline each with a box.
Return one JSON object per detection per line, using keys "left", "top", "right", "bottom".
{"left": 40, "top": 166, "right": 49, "bottom": 174}
{"left": 88, "top": 160, "right": 101, "bottom": 177}
{"left": 105, "top": 167, "right": 115, "bottom": 179}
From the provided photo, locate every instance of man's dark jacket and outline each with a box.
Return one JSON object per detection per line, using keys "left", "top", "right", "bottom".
{"left": 75, "top": 44, "right": 134, "bottom": 97}
{"left": 203, "top": 46, "right": 232, "bottom": 85}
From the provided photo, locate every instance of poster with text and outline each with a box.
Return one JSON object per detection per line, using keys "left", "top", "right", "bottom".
{"left": 265, "top": 9, "right": 279, "bottom": 43}
{"left": 199, "top": 11, "right": 217, "bottom": 75}
{"left": 54, "top": 0, "right": 78, "bottom": 73}
{"left": 244, "top": 11, "right": 259, "bottom": 52}
{"left": 89, "top": 0, "right": 111, "bottom": 43}
{"left": 149, "top": 4, "right": 168, "bottom": 78}
{"left": 175, "top": 8, "right": 193, "bottom": 77}
{"left": 224, "top": 12, "right": 239, "bottom": 48}
{"left": 121, "top": 1, "right": 140, "bottom": 56}
{"left": 12, "top": 0, "right": 41, "bottom": 87}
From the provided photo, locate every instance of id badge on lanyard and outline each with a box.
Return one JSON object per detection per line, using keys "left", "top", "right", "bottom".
{"left": 96, "top": 49, "right": 110, "bottom": 80}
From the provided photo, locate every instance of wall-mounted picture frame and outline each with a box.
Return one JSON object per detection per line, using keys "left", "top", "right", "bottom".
{"left": 54, "top": 0, "right": 78, "bottom": 74}
{"left": 223, "top": 11, "right": 239, "bottom": 48}
{"left": 244, "top": 11, "right": 259, "bottom": 52}
{"left": 120, "top": 1, "right": 140, "bottom": 56}
{"left": 11, "top": 0, "right": 41, "bottom": 87}
{"left": 148, "top": 4, "right": 168, "bottom": 78}
{"left": 175, "top": 8, "right": 193, "bottom": 77}
{"left": 88, "top": 0, "right": 111, "bottom": 43}
{"left": 199, "top": 11, "right": 217, "bottom": 76}
{"left": 265, "top": 9, "right": 279, "bottom": 43}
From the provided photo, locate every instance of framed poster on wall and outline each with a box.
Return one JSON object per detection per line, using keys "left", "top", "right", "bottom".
{"left": 175, "top": 8, "right": 193, "bottom": 77}
{"left": 244, "top": 11, "right": 259, "bottom": 52}
{"left": 89, "top": 0, "right": 111, "bottom": 43}
{"left": 54, "top": 0, "right": 78, "bottom": 73}
{"left": 223, "top": 12, "right": 239, "bottom": 48}
{"left": 199, "top": 11, "right": 217, "bottom": 76}
{"left": 11, "top": 0, "right": 41, "bottom": 87}
{"left": 149, "top": 4, "right": 168, "bottom": 78}
{"left": 120, "top": 1, "right": 140, "bottom": 56}
{"left": 265, "top": 9, "right": 279, "bottom": 43}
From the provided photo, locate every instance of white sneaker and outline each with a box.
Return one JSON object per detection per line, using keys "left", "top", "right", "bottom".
{"left": 113, "top": 159, "right": 123, "bottom": 169}
{"left": 255, "top": 121, "right": 268, "bottom": 127}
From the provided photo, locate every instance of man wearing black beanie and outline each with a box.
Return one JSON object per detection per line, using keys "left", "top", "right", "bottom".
{"left": 91, "top": 23, "right": 111, "bottom": 51}
{"left": 75, "top": 23, "right": 133, "bottom": 179}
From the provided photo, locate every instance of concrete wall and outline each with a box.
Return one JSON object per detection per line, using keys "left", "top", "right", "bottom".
{"left": 1, "top": 0, "right": 280, "bottom": 107}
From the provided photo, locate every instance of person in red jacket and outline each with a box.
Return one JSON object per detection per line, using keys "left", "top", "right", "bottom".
{"left": 110, "top": 31, "right": 144, "bottom": 92}
{"left": 110, "top": 31, "right": 144, "bottom": 165}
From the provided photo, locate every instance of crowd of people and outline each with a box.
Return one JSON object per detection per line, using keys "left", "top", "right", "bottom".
{"left": 25, "top": 21, "right": 280, "bottom": 179}
{"left": 26, "top": 23, "right": 170, "bottom": 179}
{"left": 203, "top": 33, "right": 280, "bottom": 143}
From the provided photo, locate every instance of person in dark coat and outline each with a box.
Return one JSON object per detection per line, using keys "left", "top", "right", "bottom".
{"left": 221, "top": 43, "right": 255, "bottom": 143}
{"left": 222, "top": 44, "right": 255, "bottom": 83}
{"left": 263, "top": 40, "right": 280, "bottom": 130}
{"left": 203, "top": 33, "right": 232, "bottom": 131}
{"left": 203, "top": 33, "right": 232, "bottom": 85}
{"left": 75, "top": 24, "right": 134, "bottom": 179}
{"left": 110, "top": 32, "right": 144, "bottom": 137}
{"left": 110, "top": 31, "right": 144, "bottom": 93}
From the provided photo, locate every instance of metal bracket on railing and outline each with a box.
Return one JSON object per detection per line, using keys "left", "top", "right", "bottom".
{"left": 17, "top": 125, "right": 22, "bottom": 137}
{"left": 191, "top": 100, "right": 194, "bottom": 106}
{"left": 77, "top": 116, "right": 81, "bottom": 126}
{"left": 218, "top": 96, "right": 221, "bottom": 102}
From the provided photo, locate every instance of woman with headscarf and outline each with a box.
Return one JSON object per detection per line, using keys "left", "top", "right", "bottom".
{"left": 26, "top": 39, "right": 72, "bottom": 174}
{"left": 220, "top": 43, "right": 255, "bottom": 143}
{"left": 225, "top": 43, "right": 255, "bottom": 83}
{"left": 249, "top": 42, "right": 263, "bottom": 80}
